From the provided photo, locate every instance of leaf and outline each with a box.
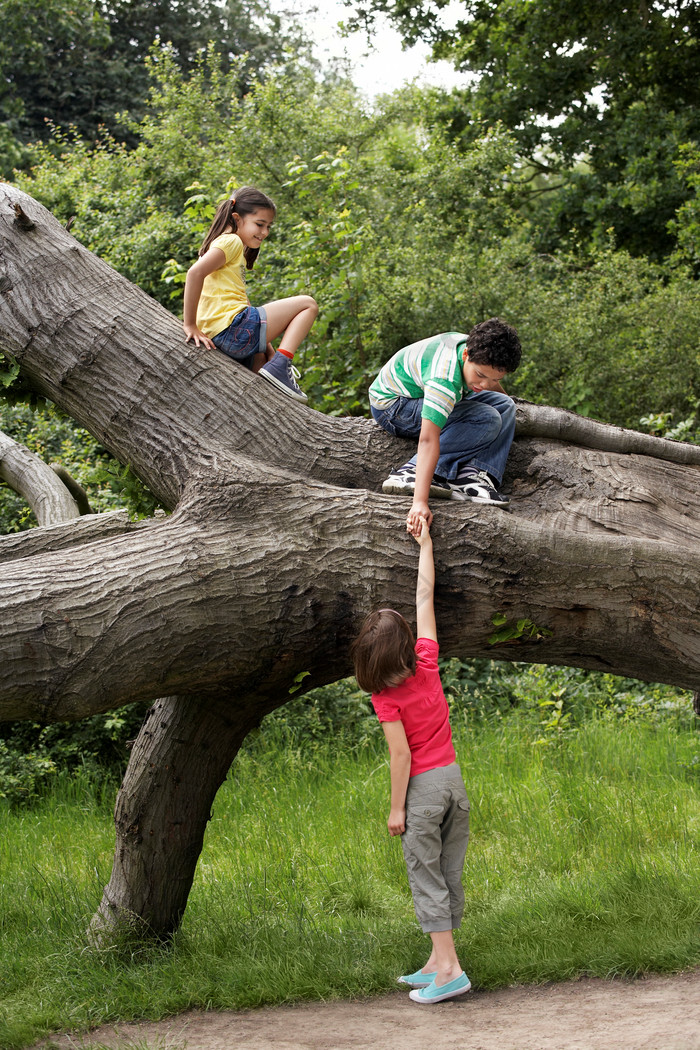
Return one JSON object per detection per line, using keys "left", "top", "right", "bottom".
{"left": 0, "top": 360, "right": 20, "bottom": 388}
{"left": 289, "top": 670, "right": 311, "bottom": 695}
{"left": 487, "top": 624, "right": 522, "bottom": 645}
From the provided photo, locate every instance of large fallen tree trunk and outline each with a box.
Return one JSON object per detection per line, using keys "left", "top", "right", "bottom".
{"left": 1, "top": 185, "right": 699, "bottom": 938}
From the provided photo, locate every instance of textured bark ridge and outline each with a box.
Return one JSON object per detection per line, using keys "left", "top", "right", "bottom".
{"left": 2, "top": 185, "right": 699, "bottom": 938}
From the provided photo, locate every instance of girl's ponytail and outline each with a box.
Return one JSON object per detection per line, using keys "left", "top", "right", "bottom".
{"left": 197, "top": 186, "right": 276, "bottom": 269}
{"left": 198, "top": 199, "right": 236, "bottom": 257}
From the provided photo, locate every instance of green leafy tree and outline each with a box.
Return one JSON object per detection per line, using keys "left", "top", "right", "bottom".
{"left": 0, "top": 0, "right": 111, "bottom": 164}
{"left": 669, "top": 143, "right": 700, "bottom": 272}
{"left": 0, "top": 0, "right": 299, "bottom": 171}
{"left": 96, "top": 0, "right": 298, "bottom": 128}
{"left": 345, "top": 0, "right": 700, "bottom": 258}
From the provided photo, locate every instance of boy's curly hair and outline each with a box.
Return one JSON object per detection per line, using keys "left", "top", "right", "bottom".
{"left": 466, "top": 317, "right": 521, "bottom": 373}
{"left": 350, "top": 609, "right": 416, "bottom": 694}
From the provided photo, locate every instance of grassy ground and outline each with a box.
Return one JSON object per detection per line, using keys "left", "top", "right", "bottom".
{"left": 1, "top": 709, "right": 699, "bottom": 1048}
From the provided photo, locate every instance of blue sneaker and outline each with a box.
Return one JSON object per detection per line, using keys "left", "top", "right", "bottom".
{"left": 408, "top": 971, "right": 472, "bottom": 1003}
{"left": 259, "top": 352, "right": 307, "bottom": 403}
{"left": 397, "top": 968, "right": 437, "bottom": 988}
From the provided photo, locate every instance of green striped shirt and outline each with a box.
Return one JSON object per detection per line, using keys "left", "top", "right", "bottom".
{"left": 369, "top": 333, "right": 469, "bottom": 428}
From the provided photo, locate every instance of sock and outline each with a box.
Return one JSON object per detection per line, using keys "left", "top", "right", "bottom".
{"left": 456, "top": 467, "right": 500, "bottom": 488}
{"left": 277, "top": 347, "right": 294, "bottom": 359}
{"left": 456, "top": 466, "right": 480, "bottom": 481}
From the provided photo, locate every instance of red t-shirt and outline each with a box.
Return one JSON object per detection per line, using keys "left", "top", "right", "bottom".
{"left": 371, "top": 637, "right": 456, "bottom": 777}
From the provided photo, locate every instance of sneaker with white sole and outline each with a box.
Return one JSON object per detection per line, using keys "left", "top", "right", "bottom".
{"left": 448, "top": 470, "right": 509, "bottom": 506}
{"left": 408, "top": 971, "right": 472, "bottom": 1004}
{"left": 259, "top": 352, "right": 307, "bottom": 402}
{"left": 382, "top": 465, "right": 452, "bottom": 500}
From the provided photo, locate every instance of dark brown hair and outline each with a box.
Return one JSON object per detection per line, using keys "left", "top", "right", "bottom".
{"left": 350, "top": 609, "right": 417, "bottom": 694}
{"left": 198, "top": 185, "right": 276, "bottom": 269}
{"left": 466, "top": 317, "right": 521, "bottom": 372}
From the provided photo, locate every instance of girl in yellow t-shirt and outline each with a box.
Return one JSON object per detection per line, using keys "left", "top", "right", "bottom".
{"left": 183, "top": 186, "right": 317, "bottom": 403}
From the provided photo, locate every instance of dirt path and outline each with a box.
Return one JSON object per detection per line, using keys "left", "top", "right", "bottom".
{"left": 33, "top": 969, "right": 700, "bottom": 1050}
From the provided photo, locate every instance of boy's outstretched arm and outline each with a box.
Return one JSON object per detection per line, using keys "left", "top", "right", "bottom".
{"left": 407, "top": 417, "right": 440, "bottom": 536}
{"left": 413, "top": 517, "right": 437, "bottom": 642}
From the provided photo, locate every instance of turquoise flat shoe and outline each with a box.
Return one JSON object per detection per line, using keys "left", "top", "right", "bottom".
{"left": 408, "top": 971, "right": 472, "bottom": 1003}
{"left": 397, "top": 967, "right": 437, "bottom": 988}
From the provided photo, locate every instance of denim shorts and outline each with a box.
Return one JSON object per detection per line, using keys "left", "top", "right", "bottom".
{"left": 212, "top": 305, "right": 267, "bottom": 367}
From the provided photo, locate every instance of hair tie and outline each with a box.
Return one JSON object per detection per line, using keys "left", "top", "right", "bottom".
{"left": 230, "top": 197, "right": 236, "bottom": 206}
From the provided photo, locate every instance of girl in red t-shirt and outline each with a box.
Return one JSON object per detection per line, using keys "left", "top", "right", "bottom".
{"left": 351, "top": 518, "right": 471, "bottom": 1004}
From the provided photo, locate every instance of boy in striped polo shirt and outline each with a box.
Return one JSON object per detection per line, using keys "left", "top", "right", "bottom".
{"left": 369, "top": 319, "right": 521, "bottom": 534}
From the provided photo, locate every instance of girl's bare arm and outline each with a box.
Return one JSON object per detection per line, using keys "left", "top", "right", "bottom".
{"left": 381, "top": 720, "right": 412, "bottom": 835}
{"left": 182, "top": 247, "right": 226, "bottom": 349}
{"left": 414, "top": 517, "right": 437, "bottom": 642}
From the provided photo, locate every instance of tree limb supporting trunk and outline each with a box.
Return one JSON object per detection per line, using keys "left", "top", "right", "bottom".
{"left": 90, "top": 692, "right": 263, "bottom": 942}
{"left": 514, "top": 401, "right": 700, "bottom": 467}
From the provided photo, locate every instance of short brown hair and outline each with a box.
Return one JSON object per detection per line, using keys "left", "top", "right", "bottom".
{"left": 350, "top": 609, "right": 416, "bottom": 694}
{"left": 466, "top": 317, "right": 521, "bottom": 372}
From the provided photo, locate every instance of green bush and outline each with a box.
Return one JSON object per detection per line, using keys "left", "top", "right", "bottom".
{"left": 0, "top": 739, "right": 57, "bottom": 807}
{"left": 248, "top": 661, "right": 696, "bottom": 766}
{"left": 0, "top": 704, "right": 148, "bottom": 809}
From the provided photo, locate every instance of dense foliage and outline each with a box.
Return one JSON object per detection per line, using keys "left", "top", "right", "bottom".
{"left": 0, "top": 0, "right": 301, "bottom": 172}
{"left": 344, "top": 0, "right": 700, "bottom": 260}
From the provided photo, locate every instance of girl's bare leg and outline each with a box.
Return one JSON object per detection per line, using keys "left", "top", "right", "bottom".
{"left": 423, "top": 930, "right": 463, "bottom": 986}
{"left": 262, "top": 296, "right": 318, "bottom": 355}
{"left": 250, "top": 345, "right": 276, "bottom": 372}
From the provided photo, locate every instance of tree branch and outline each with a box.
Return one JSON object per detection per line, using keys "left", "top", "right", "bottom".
{"left": 0, "top": 428, "right": 80, "bottom": 525}
{"left": 514, "top": 401, "right": 700, "bottom": 466}
{"left": 50, "top": 463, "right": 93, "bottom": 514}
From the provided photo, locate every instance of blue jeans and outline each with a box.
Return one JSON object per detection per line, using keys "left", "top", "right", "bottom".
{"left": 371, "top": 391, "right": 515, "bottom": 484}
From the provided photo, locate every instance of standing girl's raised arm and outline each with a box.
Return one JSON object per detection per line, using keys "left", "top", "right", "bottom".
{"left": 413, "top": 517, "right": 437, "bottom": 642}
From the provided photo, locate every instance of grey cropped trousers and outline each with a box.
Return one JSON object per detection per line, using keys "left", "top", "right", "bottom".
{"left": 401, "top": 762, "right": 470, "bottom": 933}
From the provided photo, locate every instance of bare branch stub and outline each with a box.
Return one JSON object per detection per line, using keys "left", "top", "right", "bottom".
{"left": 12, "top": 203, "right": 36, "bottom": 231}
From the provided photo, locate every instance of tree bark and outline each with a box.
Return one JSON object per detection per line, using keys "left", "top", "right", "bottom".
{"left": 0, "top": 425, "right": 213, "bottom": 940}
{"left": 0, "top": 427, "right": 80, "bottom": 525}
{"left": 2, "top": 184, "right": 700, "bottom": 939}
{"left": 89, "top": 693, "right": 264, "bottom": 942}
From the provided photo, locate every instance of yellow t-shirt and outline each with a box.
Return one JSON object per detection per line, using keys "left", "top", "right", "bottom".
{"left": 196, "top": 234, "right": 249, "bottom": 337}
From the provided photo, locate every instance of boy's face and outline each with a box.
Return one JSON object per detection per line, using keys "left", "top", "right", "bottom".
{"left": 462, "top": 350, "right": 507, "bottom": 393}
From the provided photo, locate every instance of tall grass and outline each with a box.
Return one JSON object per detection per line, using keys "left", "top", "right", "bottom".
{"left": 1, "top": 711, "right": 699, "bottom": 1048}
